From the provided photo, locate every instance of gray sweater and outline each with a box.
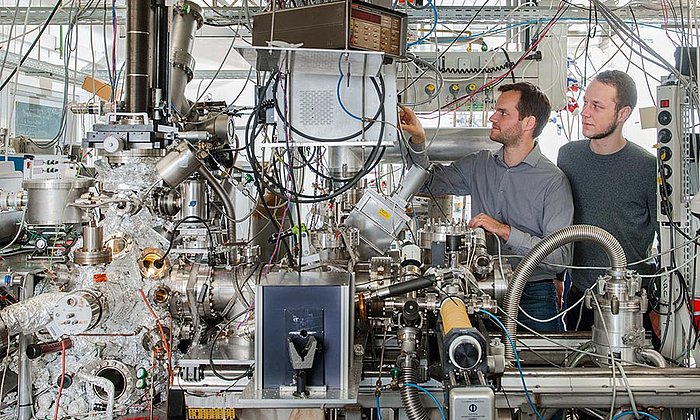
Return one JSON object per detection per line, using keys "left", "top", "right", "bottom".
{"left": 557, "top": 139, "right": 657, "bottom": 290}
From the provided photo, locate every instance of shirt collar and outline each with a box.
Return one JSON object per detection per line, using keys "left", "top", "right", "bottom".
{"left": 493, "top": 142, "right": 543, "bottom": 168}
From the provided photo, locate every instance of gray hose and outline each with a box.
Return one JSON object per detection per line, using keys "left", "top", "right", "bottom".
{"left": 637, "top": 349, "right": 667, "bottom": 368}
{"left": 503, "top": 225, "right": 626, "bottom": 359}
{"left": 567, "top": 341, "right": 593, "bottom": 368}
{"left": 400, "top": 363, "right": 429, "bottom": 420}
{"left": 197, "top": 167, "right": 236, "bottom": 242}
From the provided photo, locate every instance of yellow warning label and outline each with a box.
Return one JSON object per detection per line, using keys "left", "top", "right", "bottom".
{"left": 187, "top": 407, "right": 236, "bottom": 419}
{"left": 378, "top": 208, "right": 392, "bottom": 220}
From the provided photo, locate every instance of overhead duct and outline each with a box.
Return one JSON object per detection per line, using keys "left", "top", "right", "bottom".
{"left": 367, "top": 127, "right": 498, "bottom": 164}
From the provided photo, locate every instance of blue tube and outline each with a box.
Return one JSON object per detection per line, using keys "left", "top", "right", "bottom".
{"left": 407, "top": 0, "right": 438, "bottom": 47}
{"left": 480, "top": 309, "right": 544, "bottom": 420}
{"left": 403, "top": 382, "right": 446, "bottom": 420}
{"left": 337, "top": 54, "right": 362, "bottom": 121}
{"left": 611, "top": 411, "right": 661, "bottom": 420}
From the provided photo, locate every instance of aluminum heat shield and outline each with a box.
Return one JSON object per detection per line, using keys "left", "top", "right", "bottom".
{"left": 344, "top": 189, "right": 410, "bottom": 259}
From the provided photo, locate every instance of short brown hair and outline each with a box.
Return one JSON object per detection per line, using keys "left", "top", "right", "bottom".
{"left": 498, "top": 82, "right": 552, "bottom": 137}
{"left": 593, "top": 70, "right": 637, "bottom": 112}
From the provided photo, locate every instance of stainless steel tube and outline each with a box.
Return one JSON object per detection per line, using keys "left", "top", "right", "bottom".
{"left": 396, "top": 165, "right": 430, "bottom": 202}
{"left": 156, "top": 142, "right": 202, "bottom": 188}
{"left": 170, "top": 1, "right": 202, "bottom": 117}
{"left": 17, "top": 274, "right": 34, "bottom": 420}
{"left": 197, "top": 166, "right": 236, "bottom": 242}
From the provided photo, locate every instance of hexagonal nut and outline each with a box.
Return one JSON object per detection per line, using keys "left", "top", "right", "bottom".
{"left": 353, "top": 344, "right": 365, "bottom": 356}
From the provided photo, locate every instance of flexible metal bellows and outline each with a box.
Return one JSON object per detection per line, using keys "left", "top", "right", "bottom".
{"left": 502, "top": 225, "right": 626, "bottom": 360}
{"left": 400, "top": 364, "right": 429, "bottom": 420}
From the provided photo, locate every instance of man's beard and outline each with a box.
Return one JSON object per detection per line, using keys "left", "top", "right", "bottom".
{"left": 587, "top": 118, "right": 618, "bottom": 140}
{"left": 490, "top": 126, "right": 521, "bottom": 146}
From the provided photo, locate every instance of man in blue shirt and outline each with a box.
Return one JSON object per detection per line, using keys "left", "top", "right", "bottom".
{"left": 401, "top": 82, "right": 574, "bottom": 331}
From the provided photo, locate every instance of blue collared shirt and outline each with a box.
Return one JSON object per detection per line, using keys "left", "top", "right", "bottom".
{"left": 408, "top": 142, "right": 574, "bottom": 282}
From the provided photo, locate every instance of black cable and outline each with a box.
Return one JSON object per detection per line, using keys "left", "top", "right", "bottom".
{"left": 657, "top": 155, "right": 700, "bottom": 245}
{"left": 277, "top": 76, "right": 304, "bottom": 272}
{"left": 0, "top": 0, "right": 63, "bottom": 93}
{"left": 246, "top": 72, "right": 296, "bottom": 264}
{"left": 229, "top": 263, "right": 259, "bottom": 314}
{"left": 652, "top": 115, "right": 699, "bottom": 354}
{"left": 426, "top": 187, "right": 448, "bottom": 218}
{"left": 31, "top": 1, "right": 102, "bottom": 150}
{"left": 29, "top": 2, "right": 81, "bottom": 149}
{"left": 245, "top": 78, "right": 294, "bottom": 266}
{"left": 249, "top": 75, "right": 388, "bottom": 203}
{"left": 0, "top": 2, "right": 22, "bottom": 96}
{"left": 656, "top": 165, "right": 695, "bottom": 351}
{"left": 298, "top": 147, "right": 335, "bottom": 181}
{"left": 398, "top": 0, "right": 489, "bottom": 97}
{"left": 281, "top": 147, "right": 316, "bottom": 170}
{"left": 669, "top": 0, "right": 687, "bottom": 48}
{"left": 629, "top": 6, "right": 656, "bottom": 116}
{"left": 181, "top": 35, "right": 237, "bottom": 119}
{"left": 298, "top": 146, "right": 378, "bottom": 185}
{"left": 102, "top": 1, "right": 114, "bottom": 94}
{"left": 203, "top": 20, "right": 244, "bottom": 27}
{"left": 295, "top": 201, "right": 302, "bottom": 271}
{"left": 499, "top": 48, "right": 516, "bottom": 83}
{"left": 437, "top": 60, "right": 514, "bottom": 75}
{"left": 686, "top": 241, "right": 699, "bottom": 356}
{"left": 675, "top": 1, "right": 696, "bottom": 85}
{"left": 648, "top": 273, "right": 686, "bottom": 315}
{"left": 254, "top": 143, "right": 385, "bottom": 203}
{"left": 272, "top": 72, "right": 384, "bottom": 142}
{"left": 209, "top": 309, "right": 255, "bottom": 381}
{"left": 255, "top": 142, "right": 385, "bottom": 203}
{"left": 655, "top": 155, "right": 694, "bottom": 315}
{"left": 659, "top": 247, "right": 678, "bottom": 349}
{"left": 582, "top": 2, "right": 595, "bottom": 86}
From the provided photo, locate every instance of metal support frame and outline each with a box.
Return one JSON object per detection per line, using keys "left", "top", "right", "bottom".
{"left": 0, "top": 5, "right": 675, "bottom": 26}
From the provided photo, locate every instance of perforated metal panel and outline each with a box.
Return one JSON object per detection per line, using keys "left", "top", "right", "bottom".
{"left": 297, "top": 89, "right": 335, "bottom": 126}
{"left": 278, "top": 66, "right": 397, "bottom": 146}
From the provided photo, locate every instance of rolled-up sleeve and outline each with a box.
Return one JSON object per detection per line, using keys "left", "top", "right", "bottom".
{"left": 505, "top": 174, "right": 574, "bottom": 272}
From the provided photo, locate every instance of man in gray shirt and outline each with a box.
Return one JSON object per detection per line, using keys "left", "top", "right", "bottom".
{"left": 401, "top": 82, "right": 574, "bottom": 331}
{"left": 558, "top": 70, "right": 657, "bottom": 332}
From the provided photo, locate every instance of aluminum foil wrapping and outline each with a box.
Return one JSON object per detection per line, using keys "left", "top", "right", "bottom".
{"left": 0, "top": 292, "right": 67, "bottom": 335}
{"left": 95, "top": 158, "right": 159, "bottom": 192}
{"left": 7, "top": 161, "right": 183, "bottom": 418}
